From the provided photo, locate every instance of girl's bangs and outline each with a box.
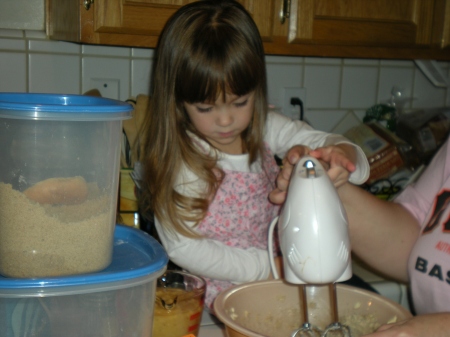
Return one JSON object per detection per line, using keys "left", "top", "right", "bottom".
{"left": 176, "top": 42, "right": 263, "bottom": 103}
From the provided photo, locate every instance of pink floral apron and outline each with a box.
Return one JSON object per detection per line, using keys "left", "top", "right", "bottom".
{"left": 196, "top": 144, "right": 281, "bottom": 312}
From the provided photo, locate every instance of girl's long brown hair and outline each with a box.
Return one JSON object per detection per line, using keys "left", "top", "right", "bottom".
{"left": 141, "top": 0, "right": 268, "bottom": 237}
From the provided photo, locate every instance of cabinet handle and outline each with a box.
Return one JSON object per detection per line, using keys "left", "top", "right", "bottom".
{"left": 279, "top": 0, "right": 291, "bottom": 24}
{"left": 84, "top": 0, "right": 94, "bottom": 10}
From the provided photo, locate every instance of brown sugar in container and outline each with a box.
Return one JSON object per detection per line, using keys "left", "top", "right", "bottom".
{"left": 0, "top": 93, "right": 132, "bottom": 278}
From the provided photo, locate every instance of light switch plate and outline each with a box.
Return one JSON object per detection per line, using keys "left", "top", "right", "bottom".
{"left": 90, "top": 78, "right": 120, "bottom": 100}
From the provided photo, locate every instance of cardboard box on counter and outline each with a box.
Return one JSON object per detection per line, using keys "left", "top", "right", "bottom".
{"left": 396, "top": 108, "right": 450, "bottom": 163}
{"left": 345, "top": 123, "right": 407, "bottom": 184}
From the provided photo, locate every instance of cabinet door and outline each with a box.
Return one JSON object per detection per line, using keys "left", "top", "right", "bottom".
{"left": 436, "top": 0, "right": 450, "bottom": 48}
{"left": 237, "top": 0, "right": 278, "bottom": 41}
{"left": 47, "top": 0, "right": 198, "bottom": 47}
{"left": 94, "top": 0, "right": 279, "bottom": 43}
{"left": 264, "top": 0, "right": 450, "bottom": 58}
{"left": 293, "top": 0, "right": 436, "bottom": 46}
{"left": 91, "top": 0, "right": 196, "bottom": 46}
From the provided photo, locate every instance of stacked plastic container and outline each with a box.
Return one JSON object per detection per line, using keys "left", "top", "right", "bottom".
{"left": 0, "top": 93, "right": 168, "bottom": 337}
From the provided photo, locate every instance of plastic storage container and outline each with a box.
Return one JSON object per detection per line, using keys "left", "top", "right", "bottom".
{"left": 0, "top": 93, "right": 132, "bottom": 278}
{"left": 0, "top": 225, "right": 168, "bottom": 337}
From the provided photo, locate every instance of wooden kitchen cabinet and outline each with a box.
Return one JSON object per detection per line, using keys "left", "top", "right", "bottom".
{"left": 46, "top": 0, "right": 279, "bottom": 46}
{"left": 268, "top": 0, "right": 450, "bottom": 59}
{"left": 46, "top": 0, "right": 450, "bottom": 60}
{"left": 47, "top": 0, "right": 194, "bottom": 48}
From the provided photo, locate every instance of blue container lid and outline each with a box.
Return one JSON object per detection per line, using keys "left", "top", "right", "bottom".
{"left": 0, "top": 225, "right": 168, "bottom": 293}
{"left": 0, "top": 93, "right": 133, "bottom": 121}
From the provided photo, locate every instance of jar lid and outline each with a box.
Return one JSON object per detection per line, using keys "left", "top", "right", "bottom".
{"left": 0, "top": 93, "right": 133, "bottom": 121}
{"left": 0, "top": 225, "right": 168, "bottom": 294}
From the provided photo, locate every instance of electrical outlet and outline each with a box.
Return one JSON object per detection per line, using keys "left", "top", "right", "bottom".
{"left": 280, "top": 87, "right": 306, "bottom": 120}
{"left": 90, "top": 78, "right": 120, "bottom": 100}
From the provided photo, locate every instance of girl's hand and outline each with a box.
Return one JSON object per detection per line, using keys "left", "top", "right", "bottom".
{"left": 269, "top": 143, "right": 358, "bottom": 204}
{"left": 269, "top": 145, "right": 310, "bottom": 205}
{"left": 362, "top": 313, "right": 450, "bottom": 337}
{"left": 309, "top": 144, "right": 356, "bottom": 188}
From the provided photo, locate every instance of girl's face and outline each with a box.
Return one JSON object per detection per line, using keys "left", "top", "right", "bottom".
{"left": 183, "top": 91, "right": 255, "bottom": 155}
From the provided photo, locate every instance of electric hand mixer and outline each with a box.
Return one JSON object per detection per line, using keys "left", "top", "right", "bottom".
{"left": 268, "top": 156, "right": 352, "bottom": 337}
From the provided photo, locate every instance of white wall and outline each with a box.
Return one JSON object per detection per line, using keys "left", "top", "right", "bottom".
{"left": 1, "top": 29, "right": 450, "bottom": 132}
{"left": 0, "top": 1, "right": 45, "bottom": 30}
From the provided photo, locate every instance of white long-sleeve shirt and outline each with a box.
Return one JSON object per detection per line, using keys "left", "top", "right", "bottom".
{"left": 155, "top": 112, "right": 369, "bottom": 283}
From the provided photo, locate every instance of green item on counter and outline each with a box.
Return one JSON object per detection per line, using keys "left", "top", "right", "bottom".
{"left": 364, "top": 104, "right": 397, "bottom": 132}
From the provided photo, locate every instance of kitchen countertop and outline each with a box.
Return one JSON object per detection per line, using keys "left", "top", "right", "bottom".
{"left": 199, "top": 310, "right": 226, "bottom": 337}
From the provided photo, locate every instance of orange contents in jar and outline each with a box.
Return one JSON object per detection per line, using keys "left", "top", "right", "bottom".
{"left": 152, "top": 287, "right": 204, "bottom": 337}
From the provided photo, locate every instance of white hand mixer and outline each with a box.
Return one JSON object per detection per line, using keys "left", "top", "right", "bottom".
{"left": 268, "top": 156, "right": 352, "bottom": 337}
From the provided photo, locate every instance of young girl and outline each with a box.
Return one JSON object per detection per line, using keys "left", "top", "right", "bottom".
{"left": 141, "top": 0, "right": 370, "bottom": 311}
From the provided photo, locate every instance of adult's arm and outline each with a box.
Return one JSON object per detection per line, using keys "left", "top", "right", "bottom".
{"left": 342, "top": 138, "right": 450, "bottom": 282}
{"left": 337, "top": 182, "right": 420, "bottom": 282}
{"left": 365, "top": 312, "right": 450, "bottom": 337}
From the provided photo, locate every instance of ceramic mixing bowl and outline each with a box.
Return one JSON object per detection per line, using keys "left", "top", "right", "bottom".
{"left": 214, "top": 280, "right": 412, "bottom": 337}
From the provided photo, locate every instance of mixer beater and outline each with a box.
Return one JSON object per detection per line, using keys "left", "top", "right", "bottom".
{"left": 268, "top": 156, "right": 353, "bottom": 337}
{"left": 319, "top": 283, "right": 352, "bottom": 337}
{"left": 290, "top": 285, "right": 321, "bottom": 337}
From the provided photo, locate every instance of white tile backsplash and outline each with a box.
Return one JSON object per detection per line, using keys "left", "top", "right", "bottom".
{"left": 132, "top": 47, "right": 154, "bottom": 59}
{"left": 267, "top": 55, "right": 303, "bottom": 65}
{"left": 447, "top": 88, "right": 450, "bottom": 107}
{"left": 131, "top": 59, "right": 152, "bottom": 98}
{"left": 82, "top": 57, "right": 130, "bottom": 100}
{"left": 343, "top": 58, "right": 379, "bottom": 66}
{"left": 0, "top": 38, "right": 26, "bottom": 51}
{"left": 306, "top": 110, "right": 347, "bottom": 132}
{"left": 82, "top": 44, "right": 131, "bottom": 57}
{"left": 413, "top": 69, "right": 447, "bottom": 108}
{"left": 29, "top": 53, "right": 80, "bottom": 94}
{"left": 0, "top": 29, "right": 24, "bottom": 38}
{"left": 24, "top": 30, "right": 47, "bottom": 39}
{"left": 266, "top": 57, "right": 303, "bottom": 107}
{"left": 341, "top": 66, "right": 378, "bottom": 109}
{"left": 304, "top": 65, "right": 341, "bottom": 109}
{"left": 377, "top": 67, "right": 414, "bottom": 106}
{"left": 1, "top": 30, "right": 450, "bottom": 132}
{"left": 380, "top": 59, "right": 414, "bottom": 67}
{"left": 29, "top": 39, "right": 80, "bottom": 54}
{"left": 304, "top": 57, "right": 341, "bottom": 65}
{"left": 0, "top": 52, "right": 26, "bottom": 92}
